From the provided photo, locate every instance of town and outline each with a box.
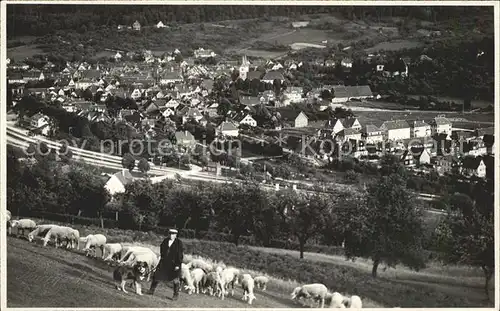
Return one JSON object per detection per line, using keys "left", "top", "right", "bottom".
{"left": 5, "top": 4, "right": 496, "bottom": 310}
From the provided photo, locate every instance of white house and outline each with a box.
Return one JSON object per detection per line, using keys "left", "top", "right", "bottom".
{"left": 430, "top": 116, "right": 452, "bottom": 138}
{"left": 104, "top": 169, "right": 135, "bottom": 196}
{"left": 341, "top": 58, "right": 353, "bottom": 68}
{"left": 233, "top": 113, "right": 257, "bottom": 127}
{"left": 217, "top": 121, "right": 239, "bottom": 137}
{"left": 194, "top": 48, "right": 216, "bottom": 59}
{"left": 30, "top": 113, "right": 50, "bottom": 129}
{"left": 261, "top": 71, "right": 285, "bottom": 84}
{"left": 283, "top": 87, "right": 303, "bottom": 104}
{"left": 380, "top": 120, "right": 411, "bottom": 141}
{"left": 418, "top": 149, "right": 432, "bottom": 165}
{"left": 131, "top": 88, "right": 143, "bottom": 100}
{"left": 156, "top": 21, "right": 167, "bottom": 28}
{"left": 294, "top": 111, "right": 309, "bottom": 128}
{"left": 114, "top": 52, "right": 122, "bottom": 61}
{"left": 411, "top": 120, "right": 432, "bottom": 138}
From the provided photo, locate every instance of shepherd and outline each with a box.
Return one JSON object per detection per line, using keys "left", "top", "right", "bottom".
{"left": 147, "top": 228, "right": 184, "bottom": 300}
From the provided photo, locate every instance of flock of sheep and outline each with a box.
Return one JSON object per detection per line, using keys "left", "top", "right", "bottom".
{"left": 7, "top": 213, "right": 363, "bottom": 308}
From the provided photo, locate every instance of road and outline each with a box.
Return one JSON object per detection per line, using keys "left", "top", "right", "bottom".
{"left": 6, "top": 237, "right": 297, "bottom": 308}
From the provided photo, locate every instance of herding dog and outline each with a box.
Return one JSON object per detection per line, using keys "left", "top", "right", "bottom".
{"left": 113, "top": 262, "right": 149, "bottom": 295}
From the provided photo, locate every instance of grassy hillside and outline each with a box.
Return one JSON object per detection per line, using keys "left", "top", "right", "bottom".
{"left": 7, "top": 219, "right": 492, "bottom": 308}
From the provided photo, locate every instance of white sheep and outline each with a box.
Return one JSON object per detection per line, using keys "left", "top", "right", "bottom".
{"left": 64, "top": 228, "right": 80, "bottom": 249}
{"left": 180, "top": 263, "right": 196, "bottom": 294}
{"left": 254, "top": 275, "right": 269, "bottom": 291}
{"left": 102, "top": 243, "right": 123, "bottom": 261}
{"left": 190, "top": 268, "right": 206, "bottom": 294}
{"left": 6, "top": 210, "right": 12, "bottom": 235}
{"left": 10, "top": 219, "right": 37, "bottom": 237}
{"left": 291, "top": 283, "right": 328, "bottom": 308}
{"left": 80, "top": 234, "right": 107, "bottom": 257}
{"left": 186, "top": 258, "right": 214, "bottom": 273}
{"left": 219, "top": 267, "right": 240, "bottom": 297}
{"left": 42, "top": 226, "right": 77, "bottom": 248}
{"left": 202, "top": 272, "right": 224, "bottom": 297}
{"left": 118, "top": 246, "right": 154, "bottom": 262}
{"left": 326, "top": 292, "right": 346, "bottom": 308}
{"left": 28, "top": 224, "right": 59, "bottom": 243}
{"left": 240, "top": 273, "right": 256, "bottom": 305}
{"left": 343, "top": 295, "right": 362, "bottom": 308}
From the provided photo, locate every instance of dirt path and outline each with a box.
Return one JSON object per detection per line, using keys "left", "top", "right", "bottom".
{"left": 6, "top": 237, "right": 297, "bottom": 308}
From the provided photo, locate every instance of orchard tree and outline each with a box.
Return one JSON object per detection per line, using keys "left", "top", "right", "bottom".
{"left": 435, "top": 179, "right": 494, "bottom": 300}
{"left": 122, "top": 153, "right": 135, "bottom": 172}
{"left": 341, "top": 174, "right": 427, "bottom": 277}
{"left": 276, "top": 189, "right": 329, "bottom": 259}
{"left": 138, "top": 158, "right": 151, "bottom": 175}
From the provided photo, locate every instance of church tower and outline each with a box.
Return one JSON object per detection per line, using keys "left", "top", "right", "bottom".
{"left": 239, "top": 55, "right": 249, "bottom": 80}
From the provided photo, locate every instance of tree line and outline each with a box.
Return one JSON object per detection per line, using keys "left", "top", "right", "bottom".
{"left": 7, "top": 5, "right": 492, "bottom": 36}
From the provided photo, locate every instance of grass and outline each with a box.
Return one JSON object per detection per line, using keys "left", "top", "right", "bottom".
{"left": 13, "top": 217, "right": 492, "bottom": 308}
{"left": 364, "top": 40, "right": 423, "bottom": 53}
{"left": 7, "top": 44, "right": 45, "bottom": 60}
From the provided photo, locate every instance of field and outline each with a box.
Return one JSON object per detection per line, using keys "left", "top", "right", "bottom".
{"left": 364, "top": 39, "right": 423, "bottom": 53}
{"left": 7, "top": 220, "right": 493, "bottom": 308}
{"left": 340, "top": 101, "right": 495, "bottom": 130}
{"left": 7, "top": 44, "right": 45, "bottom": 60}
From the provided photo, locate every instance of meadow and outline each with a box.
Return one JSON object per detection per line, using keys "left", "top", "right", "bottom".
{"left": 9, "top": 216, "right": 492, "bottom": 308}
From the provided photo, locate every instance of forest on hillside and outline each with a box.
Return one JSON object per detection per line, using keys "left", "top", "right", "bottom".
{"left": 7, "top": 5, "right": 493, "bottom": 36}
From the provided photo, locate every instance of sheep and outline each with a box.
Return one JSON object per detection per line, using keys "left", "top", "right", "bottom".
{"left": 240, "top": 273, "right": 256, "bottom": 305}
{"left": 102, "top": 243, "right": 123, "bottom": 262}
{"left": 326, "top": 292, "right": 346, "bottom": 308}
{"left": 254, "top": 276, "right": 269, "bottom": 291}
{"left": 202, "top": 272, "right": 224, "bottom": 298}
{"left": 118, "top": 246, "right": 154, "bottom": 262}
{"left": 80, "top": 234, "right": 107, "bottom": 257}
{"left": 6, "top": 210, "right": 12, "bottom": 235}
{"left": 291, "top": 283, "right": 328, "bottom": 308}
{"left": 59, "top": 228, "right": 80, "bottom": 250}
{"left": 219, "top": 267, "right": 240, "bottom": 297}
{"left": 342, "top": 295, "right": 362, "bottom": 308}
{"left": 28, "top": 224, "right": 59, "bottom": 243}
{"left": 186, "top": 258, "right": 214, "bottom": 273}
{"left": 190, "top": 268, "right": 206, "bottom": 294}
{"left": 180, "top": 263, "right": 196, "bottom": 294}
{"left": 42, "top": 226, "right": 78, "bottom": 248}
{"left": 10, "top": 219, "right": 37, "bottom": 238}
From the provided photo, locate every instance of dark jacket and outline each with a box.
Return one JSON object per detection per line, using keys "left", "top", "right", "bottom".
{"left": 153, "top": 237, "right": 184, "bottom": 282}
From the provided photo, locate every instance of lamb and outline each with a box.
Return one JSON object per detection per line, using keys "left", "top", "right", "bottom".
{"left": 103, "top": 243, "right": 124, "bottom": 262}
{"left": 190, "top": 268, "right": 206, "bottom": 294}
{"left": 42, "top": 226, "right": 78, "bottom": 248}
{"left": 219, "top": 267, "right": 240, "bottom": 297}
{"left": 326, "top": 292, "right": 346, "bottom": 308}
{"left": 80, "top": 234, "right": 107, "bottom": 257}
{"left": 10, "top": 219, "right": 37, "bottom": 237}
{"left": 254, "top": 276, "right": 269, "bottom": 291}
{"left": 180, "top": 263, "right": 196, "bottom": 294}
{"left": 28, "top": 224, "right": 59, "bottom": 243}
{"left": 291, "top": 283, "right": 328, "bottom": 308}
{"left": 342, "top": 295, "right": 362, "bottom": 308}
{"left": 240, "top": 273, "right": 256, "bottom": 305}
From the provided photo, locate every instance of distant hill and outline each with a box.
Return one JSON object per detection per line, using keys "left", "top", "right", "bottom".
{"left": 7, "top": 5, "right": 493, "bottom": 37}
